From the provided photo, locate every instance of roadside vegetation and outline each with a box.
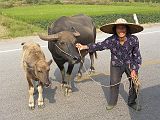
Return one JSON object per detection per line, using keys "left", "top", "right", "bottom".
{"left": 0, "top": 15, "right": 44, "bottom": 38}
{"left": 0, "top": 1, "right": 160, "bottom": 38}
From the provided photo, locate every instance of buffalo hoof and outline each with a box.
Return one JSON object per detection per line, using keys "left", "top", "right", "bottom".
{"left": 75, "top": 73, "right": 82, "bottom": 80}
{"left": 77, "top": 72, "right": 82, "bottom": 77}
{"left": 89, "top": 69, "right": 95, "bottom": 75}
{"left": 45, "top": 82, "right": 52, "bottom": 88}
{"left": 38, "top": 104, "right": 45, "bottom": 109}
{"left": 89, "top": 66, "right": 95, "bottom": 73}
{"left": 60, "top": 83, "right": 68, "bottom": 89}
{"left": 29, "top": 106, "right": 35, "bottom": 110}
{"left": 64, "top": 87, "right": 72, "bottom": 96}
{"left": 38, "top": 100, "right": 44, "bottom": 107}
{"left": 68, "top": 88, "right": 72, "bottom": 93}
{"left": 29, "top": 102, "right": 35, "bottom": 110}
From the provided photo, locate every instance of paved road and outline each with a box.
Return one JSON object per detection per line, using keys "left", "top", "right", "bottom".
{"left": 0, "top": 25, "right": 160, "bottom": 120}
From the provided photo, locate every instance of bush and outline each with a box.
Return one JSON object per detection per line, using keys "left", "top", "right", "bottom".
{"left": 0, "top": 15, "right": 43, "bottom": 38}
{"left": 25, "top": 0, "right": 39, "bottom": 4}
{"left": 91, "top": 13, "right": 160, "bottom": 28}
{"left": 0, "top": 1, "right": 14, "bottom": 8}
{"left": 54, "top": 0, "right": 63, "bottom": 4}
{"left": 26, "top": 13, "right": 160, "bottom": 30}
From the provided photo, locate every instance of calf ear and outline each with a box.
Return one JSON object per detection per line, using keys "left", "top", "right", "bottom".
{"left": 21, "top": 42, "right": 28, "bottom": 50}
{"left": 21, "top": 42, "right": 26, "bottom": 46}
{"left": 71, "top": 27, "right": 80, "bottom": 37}
{"left": 48, "top": 59, "right": 53, "bottom": 65}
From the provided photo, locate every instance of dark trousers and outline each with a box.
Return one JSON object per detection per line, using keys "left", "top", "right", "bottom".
{"left": 109, "top": 64, "right": 137, "bottom": 106}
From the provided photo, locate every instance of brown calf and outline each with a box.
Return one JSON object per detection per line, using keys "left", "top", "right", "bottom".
{"left": 21, "top": 42, "right": 52, "bottom": 109}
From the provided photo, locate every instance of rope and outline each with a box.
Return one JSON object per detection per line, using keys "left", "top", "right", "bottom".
{"left": 55, "top": 44, "right": 138, "bottom": 88}
{"left": 54, "top": 44, "right": 141, "bottom": 110}
{"left": 55, "top": 44, "right": 75, "bottom": 59}
{"left": 78, "top": 48, "right": 141, "bottom": 111}
{"left": 78, "top": 49, "right": 136, "bottom": 88}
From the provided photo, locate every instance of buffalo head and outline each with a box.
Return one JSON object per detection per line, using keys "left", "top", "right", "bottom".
{"left": 39, "top": 28, "right": 81, "bottom": 64}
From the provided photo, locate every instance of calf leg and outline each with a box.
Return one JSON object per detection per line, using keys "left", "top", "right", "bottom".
{"left": 38, "top": 82, "right": 44, "bottom": 108}
{"left": 28, "top": 87, "right": 34, "bottom": 109}
{"left": 27, "top": 75, "right": 35, "bottom": 109}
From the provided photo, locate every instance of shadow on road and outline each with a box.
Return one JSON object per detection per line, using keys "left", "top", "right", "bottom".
{"left": 120, "top": 84, "right": 160, "bottom": 120}
{"left": 43, "top": 86, "right": 57, "bottom": 103}
{"left": 76, "top": 73, "right": 110, "bottom": 102}
{"left": 92, "top": 73, "right": 160, "bottom": 120}
{"left": 33, "top": 85, "right": 57, "bottom": 104}
{"left": 99, "top": 73, "right": 160, "bottom": 120}
{"left": 49, "top": 58, "right": 91, "bottom": 93}
{"left": 77, "top": 73, "right": 160, "bottom": 120}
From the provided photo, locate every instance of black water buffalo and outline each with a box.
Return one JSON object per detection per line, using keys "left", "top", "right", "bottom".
{"left": 39, "top": 14, "right": 96, "bottom": 94}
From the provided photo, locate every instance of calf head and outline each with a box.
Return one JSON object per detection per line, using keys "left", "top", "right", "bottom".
{"left": 39, "top": 28, "right": 81, "bottom": 64}
{"left": 35, "top": 59, "right": 52, "bottom": 87}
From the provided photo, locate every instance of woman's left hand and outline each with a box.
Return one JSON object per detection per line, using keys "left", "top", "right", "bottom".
{"left": 76, "top": 43, "right": 89, "bottom": 50}
{"left": 131, "top": 70, "right": 137, "bottom": 79}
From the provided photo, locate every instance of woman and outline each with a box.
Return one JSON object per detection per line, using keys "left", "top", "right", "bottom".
{"left": 76, "top": 18, "right": 143, "bottom": 110}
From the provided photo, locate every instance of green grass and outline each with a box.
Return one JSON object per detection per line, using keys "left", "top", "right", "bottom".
{"left": 0, "top": 15, "right": 43, "bottom": 38}
{"left": 0, "top": 3, "right": 160, "bottom": 38}
{"left": 1, "top": 4, "right": 160, "bottom": 28}
{"left": 1, "top": 4, "right": 160, "bottom": 20}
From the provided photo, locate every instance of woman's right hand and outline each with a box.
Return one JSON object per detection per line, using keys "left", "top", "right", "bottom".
{"left": 76, "top": 43, "right": 89, "bottom": 50}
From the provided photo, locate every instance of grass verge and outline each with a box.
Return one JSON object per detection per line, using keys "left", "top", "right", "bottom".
{"left": 0, "top": 15, "right": 43, "bottom": 38}
{"left": 0, "top": 3, "right": 160, "bottom": 38}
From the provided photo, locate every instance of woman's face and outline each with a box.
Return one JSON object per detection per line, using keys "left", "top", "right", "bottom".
{"left": 116, "top": 25, "right": 127, "bottom": 38}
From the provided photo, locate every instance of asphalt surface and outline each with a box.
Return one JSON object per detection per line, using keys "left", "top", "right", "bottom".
{"left": 0, "top": 25, "right": 160, "bottom": 120}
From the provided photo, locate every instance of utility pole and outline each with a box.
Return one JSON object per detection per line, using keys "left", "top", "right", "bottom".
{"left": 133, "top": 13, "right": 139, "bottom": 24}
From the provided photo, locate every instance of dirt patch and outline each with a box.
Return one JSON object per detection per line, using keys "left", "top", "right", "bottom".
{"left": 0, "top": 25, "right": 8, "bottom": 37}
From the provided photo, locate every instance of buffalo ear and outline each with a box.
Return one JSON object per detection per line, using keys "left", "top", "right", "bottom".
{"left": 71, "top": 27, "right": 80, "bottom": 37}
{"left": 48, "top": 59, "right": 53, "bottom": 65}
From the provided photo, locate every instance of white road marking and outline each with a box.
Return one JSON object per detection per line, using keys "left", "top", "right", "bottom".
{"left": 136, "top": 30, "right": 160, "bottom": 35}
{"left": 0, "top": 48, "right": 21, "bottom": 53}
{"left": 0, "top": 30, "right": 160, "bottom": 54}
{"left": 96, "top": 30, "right": 160, "bottom": 41}
{"left": 0, "top": 45, "right": 47, "bottom": 54}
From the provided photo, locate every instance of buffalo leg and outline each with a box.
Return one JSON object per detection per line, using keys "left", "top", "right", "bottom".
{"left": 77, "top": 57, "right": 85, "bottom": 78}
{"left": 38, "top": 82, "right": 44, "bottom": 108}
{"left": 57, "top": 64, "right": 67, "bottom": 88}
{"left": 66, "top": 64, "right": 74, "bottom": 93}
{"left": 89, "top": 52, "right": 95, "bottom": 73}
